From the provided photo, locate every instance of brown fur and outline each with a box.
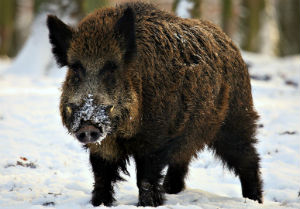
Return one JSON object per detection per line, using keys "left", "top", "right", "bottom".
{"left": 47, "top": 2, "right": 263, "bottom": 206}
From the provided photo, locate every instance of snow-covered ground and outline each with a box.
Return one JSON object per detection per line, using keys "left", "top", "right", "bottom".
{"left": 0, "top": 11, "right": 300, "bottom": 209}
{"left": 1, "top": 50, "right": 299, "bottom": 209}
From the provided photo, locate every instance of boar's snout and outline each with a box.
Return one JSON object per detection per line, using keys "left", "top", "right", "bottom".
{"left": 75, "top": 123, "right": 102, "bottom": 143}
{"left": 68, "top": 94, "right": 113, "bottom": 143}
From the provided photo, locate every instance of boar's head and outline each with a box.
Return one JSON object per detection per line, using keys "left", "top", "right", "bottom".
{"left": 47, "top": 7, "right": 140, "bottom": 144}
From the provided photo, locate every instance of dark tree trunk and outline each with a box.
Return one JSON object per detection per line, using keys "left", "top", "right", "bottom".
{"left": 221, "top": 0, "right": 233, "bottom": 36}
{"left": 189, "top": 0, "right": 202, "bottom": 19}
{"left": 240, "top": 0, "right": 265, "bottom": 52}
{"left": 172, "top": 0, "right": 180, "bottom": 13}
{"left": 0, "top": 0, "right": 17, "bottom": 57}
{"left": 277, "top": 0, "right": 300, "bottom": 56}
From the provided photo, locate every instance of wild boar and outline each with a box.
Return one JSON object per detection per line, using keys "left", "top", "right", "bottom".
{"left": 47, "top": 2, "right": 263, "bottom": 207}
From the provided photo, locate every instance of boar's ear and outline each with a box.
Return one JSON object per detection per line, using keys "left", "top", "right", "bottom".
{"left": 47, "top": 15, "right": 73, "bottom": 67}
{"left": 115, "top": 7, "right": 136, "bottom": 63}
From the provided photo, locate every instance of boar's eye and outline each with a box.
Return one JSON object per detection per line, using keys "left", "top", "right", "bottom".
{"left": 70, "top": 61, "right": 85, "bottom": 73}
{"left": 100, "top": 61, "right": 118, "bottom": 75}
{"left": 100, "top": 61, "right": 118, "bottom": 86}
{"left": 69, "top": 61, "right": 85, "bottom": 81}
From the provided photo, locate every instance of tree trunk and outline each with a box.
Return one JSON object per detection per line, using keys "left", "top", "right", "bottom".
{"left": 189, "top": 0, "right": 202, "bottom": 19}
{"left": 240, "top": 0, "right": 265, "bottom": 52}
{"left": 221, "top": 0, "right": 233, "bottom": 36}
{"left": 277, "top": 0, "right": 300, "bottom": 56}
{"left": 0, "top": 0, "right": 16, "bottom": 57}
{"left": 172, "top": 0, "right": 180, "bottom": 13}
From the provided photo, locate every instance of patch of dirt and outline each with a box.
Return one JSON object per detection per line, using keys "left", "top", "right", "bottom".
{"left": 250, "top": 74, "right": 271, "bottom": 81}
{"left": 42, "top": 202, "right": 55, "bottom": 206}
{"left": 285, "top": 80, "right": 298, "bottom": 88}
{"left": 4, "top": 157, "right": 37, "bottom": 169}
{"left": 48, "top": 192, "right": 62, "bottom": 197}
{"left": 279, "top": 131, "right": 297, "bottom": 135}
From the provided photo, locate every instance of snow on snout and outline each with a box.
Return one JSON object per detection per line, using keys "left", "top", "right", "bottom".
{"left": 71, "top": 94, "right": 111, "bottom": 142}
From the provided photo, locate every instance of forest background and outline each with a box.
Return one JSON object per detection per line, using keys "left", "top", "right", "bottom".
{"left": 0, "top": 0, "right": 299, "bottom": 60}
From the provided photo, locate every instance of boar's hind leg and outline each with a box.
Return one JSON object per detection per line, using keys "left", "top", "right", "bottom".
{"left": 210, "top": 112, "right": 263, "bottom": 203}
{"left": 163, "top": 159, "right": 190, "bottom": 194}
{"left": 89, "top": 153, "right": 128, "bottom": 206}
{"left": 134, "top": 154, "right": 166, "bottom": 207}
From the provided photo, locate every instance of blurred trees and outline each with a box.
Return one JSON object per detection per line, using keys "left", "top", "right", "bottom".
{"left": 172, "top": 0, "right": 180, "bottom": 12}
{"left": 34, "top": 0, "right": 108, "bottom": 19}
{"left": 190, "top": 0, "right": 202, "bottom": 19}
{"left": 0, "top": 0, "right": 108, "bottom": 58}
{"left": 221, "top": 0, "right": 233, "bottom": 36}
{"left": 277, "top": 0, "right": 300, "bottom": 56}
{"left": 81, "top": 0, "right": 109, "bottom": 14}
{"left": 173, "top": 0, "right": 300, "bottom": 56}
{"left": 0, "top": 0, "right": 17, "bottom": 57}
{"left": 0, "top": 0, "right": 299, "bottom": 58}
{"left": 240, "top": 0, "right": 265, "bottom": 52}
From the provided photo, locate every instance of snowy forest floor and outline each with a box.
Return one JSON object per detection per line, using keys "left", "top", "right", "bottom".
{"left": 0, "top": 52, "right": 299, "bottom": 209}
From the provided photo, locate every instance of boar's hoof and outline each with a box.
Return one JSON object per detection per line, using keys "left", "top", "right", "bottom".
{"left": 243, "top": 189, "right": 263, "bottom": 204}
{"left": 138, "top": 182, "right": 165, "bottom": 207}
{"left": 75, "top": 125, "right": 102, "bottom": 143}
{"left": 91, "top": 189, "right": 114, "bottom": 207}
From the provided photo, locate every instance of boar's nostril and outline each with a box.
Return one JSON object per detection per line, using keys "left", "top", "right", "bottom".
{"left": 90, "top": 131, "right": 99, "bottom": 141}
{"left": 77, "top": 132, "right": 87, "bottom": 142}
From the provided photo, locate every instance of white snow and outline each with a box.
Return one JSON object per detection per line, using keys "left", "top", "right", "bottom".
{"left": 71, "top": 94, "right": 111, "bottom": 142}
{"left": 0, "top": 12, "right": 299, "bottom": 209}
{"left": 4, "top": 13, "right": 64, "bottom": 78}
{"left": 176, "top": 0, "right": 194, "bottom": 18}
{"left": 173, "top": 32, "right": 187, "bottom": 45}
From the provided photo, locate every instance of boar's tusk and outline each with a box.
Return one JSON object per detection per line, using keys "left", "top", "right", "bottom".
{"left": 110, "top": 105, "right": 115, "bottom": 113}
{"left": 66, "top": 106, "right": 72, "bottom": 115}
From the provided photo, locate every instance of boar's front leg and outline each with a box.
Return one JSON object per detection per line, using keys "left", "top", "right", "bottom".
{"left": 134, "top": 154, "right": 166, "bottom": 207}
{"left": 89, "top": 153, "right": 127, "bottom": 206}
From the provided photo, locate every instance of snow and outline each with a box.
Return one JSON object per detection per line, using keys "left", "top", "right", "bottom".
{"left": 71, "top": 94, "right": 112, "bottom": 142}
{"left": 0, "top": 11, "right": 299, "bottom": 209}
{"left": 5, "top": 13, "right": 64, "bottom": 78}
{"left": 176, "top": 0, "right": 194, "bottom": 18}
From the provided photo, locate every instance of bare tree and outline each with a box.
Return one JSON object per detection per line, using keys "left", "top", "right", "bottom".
{"left": 0, "top": 0, "right": 17, "bottom": 57}
{"left": 221, "top": 0, "right": 233, "bottom": 36}
{"left": 240, "top": 0, "right": 265, "bottom": 52}
{"left": 277, "top": 0, "right": 300, "bottom": 56}
{"left": 172, "top": 0, "right": 180, "bottom": 12}
{"left": 190, "top": 0, "right": 202, "bottom": 18}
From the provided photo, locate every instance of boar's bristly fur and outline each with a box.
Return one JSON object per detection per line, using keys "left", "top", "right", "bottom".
{"left": 47, "top": 2, "right": 263, "bottom": 207}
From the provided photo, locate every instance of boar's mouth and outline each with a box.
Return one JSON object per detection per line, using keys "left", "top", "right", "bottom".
{"left": 71, "top": 94, "right": 112, "bottom": 144}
